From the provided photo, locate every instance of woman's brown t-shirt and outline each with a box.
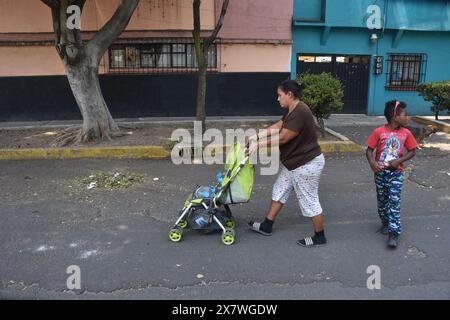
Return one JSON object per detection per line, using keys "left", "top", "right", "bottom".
{"left": 279, "top": 102, "right": 322, "bottom": 170}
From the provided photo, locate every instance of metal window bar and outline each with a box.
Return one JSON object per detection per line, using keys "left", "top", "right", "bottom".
{"left": 386, "top": 53, "right": 427, "bottom": 90}
{"left": 108, "top": 38, "right": 218, "bottom": 75}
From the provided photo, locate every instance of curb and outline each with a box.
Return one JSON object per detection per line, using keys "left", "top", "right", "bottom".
{"left": 0, "top": 125, "right": 363, "bottom": 161}
{"left": 0, "top": 141, "right": 363, "bottom": 161}
{"left": 324, "top": 127, "right": 350, "bottom": 141}
{"left": 0, "top": 146, "right": 169, "bottom": 161}
{"left": 319, "top": 141, "right": 364, "bottom": 153}
{"left": 322, "top": 127, "right": 364, "bottom": 153}
{"left": 411, "top": 116, "right": 450, "bottom": 134}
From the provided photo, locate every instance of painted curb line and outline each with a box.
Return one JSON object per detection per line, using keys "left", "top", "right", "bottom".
{"left": 0, "top": 146, "right": 169, "bottom": 161}
{"left": 0, "top": 140, "right": 364, "bottom": 161}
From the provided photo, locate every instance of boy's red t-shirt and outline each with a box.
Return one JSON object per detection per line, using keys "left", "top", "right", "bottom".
{"left": 366, "top": 125, "right": 418, "bottom": 171}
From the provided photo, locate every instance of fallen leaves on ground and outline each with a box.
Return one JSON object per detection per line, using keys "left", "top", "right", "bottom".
{"left": 79, "top": 171, "right": 146, "bottom": 190}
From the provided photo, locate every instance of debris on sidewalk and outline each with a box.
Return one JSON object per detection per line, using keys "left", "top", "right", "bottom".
{"left": 79, "top": 171, "right": 146, "bottom": 190}
{"left": 87, "top": 181, "right": 97, "bottom": 190}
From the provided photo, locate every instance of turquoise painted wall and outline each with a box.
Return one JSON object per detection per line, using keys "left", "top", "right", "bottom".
{"left": 294, "top": 0, "right": 450, "bottom": 31}
{"left": 292, "top": 0, "right": 450, "bottom": 115}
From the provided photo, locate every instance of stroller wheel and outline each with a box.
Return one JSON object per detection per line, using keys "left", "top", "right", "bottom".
{"left": 225, "top": 218, "right": 236, "bottom": 229}
{"left": 169, "top": 227, "right": 183, "bottom": 242}
{"left": 177, "top": 220, "right": 188, "bottom": 229}
{"left": 221, "top": 229, "right": 235, "bottom": 245}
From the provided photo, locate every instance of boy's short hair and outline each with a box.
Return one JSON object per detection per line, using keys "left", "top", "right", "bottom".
{"left": 384, "top": 100, "right": 407, "bottom": 122}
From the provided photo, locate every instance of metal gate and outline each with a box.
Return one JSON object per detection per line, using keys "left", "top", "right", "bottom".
{"left": 297, "top": 55, "right": 370, "bottom": 114}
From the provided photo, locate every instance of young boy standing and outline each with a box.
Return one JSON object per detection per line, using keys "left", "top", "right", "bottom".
{"left": 365, "top": 100, "right": 418, "bottom": 248}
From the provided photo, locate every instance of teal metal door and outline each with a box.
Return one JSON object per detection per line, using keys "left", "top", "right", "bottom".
{"left": 297, "top": 54, "right": 370, "bottom": 114}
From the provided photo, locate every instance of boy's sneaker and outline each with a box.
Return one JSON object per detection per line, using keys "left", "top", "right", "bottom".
{"left": 377, "top": 222, "right": 389, "bottom": 235}
{"left": 388, "top": 233, "right": 399, "bottom": 248}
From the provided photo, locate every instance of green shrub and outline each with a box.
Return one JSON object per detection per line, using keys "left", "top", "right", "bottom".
{"left": 417, "top": 81, "right": 450, "bottom": 120}
{"left": 296, "top": 72, "right": 344, "bottom": 134}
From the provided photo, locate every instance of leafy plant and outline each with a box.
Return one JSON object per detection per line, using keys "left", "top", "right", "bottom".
{"left": 296, "top": 72, "right": 344, "bottom": 135}
{"left": 417, "top": 81, "right": 450, "bottom": 120}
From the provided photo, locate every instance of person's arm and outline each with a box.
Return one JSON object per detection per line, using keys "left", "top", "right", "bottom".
{"left": 366, "top": 147, "right": 383, "bottom": 173}
{"left": 387, "top": 130, "right": 418, "bottom": 170}
{"left": 266, "top": 127, "right": 299, "bottom": 146}
{"left": 248, "top": 127, "right": 299, "bottom": 155}
{"left": 365, "top": 129, "right": 383, "bottom": 173}
{"left": 387, "top": 148, "right": 416, "bottom": 170}
{"left": 389, "top": 129, "right": 418, "bottom": 169}
{"left": 246, "top": 120, "right": 283, "bottom": 154}
{"left": 249, "top": 120, "right": 283, "bottom": 142}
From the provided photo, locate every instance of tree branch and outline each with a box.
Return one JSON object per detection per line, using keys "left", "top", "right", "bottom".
{"left": 205, "top": 0, "right": 230, "bottom": 49}
{"left": 193, "top": 0, "right": 201, "bottom": 37}
{"left": 192, "top": 0, "right": 204, "bottom": 61}
{"left": 87, "top": 0, "right": 140, "bottom": 64}
{"left": 49, "top": 3, "right": 62, "bottom": 55}
{"left": 71, "top": 0, "right": 86, "bottom": 11}
{"left": 50, "top": 1, "right": 85, "bottom": 64}
{"left": 68, "top": 0, "right": 86, "bottom": 48}
{"left": 41, "top": 0, "right": 58, "bottom": 8}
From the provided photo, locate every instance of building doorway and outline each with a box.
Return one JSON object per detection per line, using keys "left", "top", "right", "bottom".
{"left": 297, "top": 54, "right": 370, "bottom": 114}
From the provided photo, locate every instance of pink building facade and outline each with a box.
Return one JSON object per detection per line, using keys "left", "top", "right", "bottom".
{"left": 0, "top": 0, "right": 293, "bottom": 120}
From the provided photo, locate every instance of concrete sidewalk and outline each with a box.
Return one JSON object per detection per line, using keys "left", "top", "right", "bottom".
{"left": 1, "top": 114, "right": 448, "bottom": 130}
{"left": 1, "top": 114, "right": 447, "bottom": 161}
{"left": 0, "top": 116, "right": 281, "bottom": 130}
{"left": 0, "top": 115, "right": 372, "bottom": 161}
{"left": 0, "top": 114, "right": 389, "bottom": 130}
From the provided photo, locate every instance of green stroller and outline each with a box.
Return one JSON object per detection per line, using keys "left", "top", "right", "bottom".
{"left": 168, "top": 142, "right": 254, "bottom": 245}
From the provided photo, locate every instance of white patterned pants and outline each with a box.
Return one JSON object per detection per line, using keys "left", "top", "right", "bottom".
{"left": 272, "top": 154, "right": 325, "bottom": 217}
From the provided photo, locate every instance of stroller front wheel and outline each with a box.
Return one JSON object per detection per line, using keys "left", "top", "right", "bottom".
{"left": 221, "top": 229, "right": 235, "bottom": 245}
{"left": 169, "top": 227, "right": 183, "bottom": 242}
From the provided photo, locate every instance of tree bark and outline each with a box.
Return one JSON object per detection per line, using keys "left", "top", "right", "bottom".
{"left": 193, "top": 0, "right": 229, "bottom": 133}
{"left": 41, "top": 0, "right": 139, "bottom": 145}
{"left": 317, "top": 117, "right": 326, "bottom": 138}
{"left": 66, "top": 63, "right": 119, "bottom": 142}
{"left": 196, "top": 63, "right": 208, "bottom": 131}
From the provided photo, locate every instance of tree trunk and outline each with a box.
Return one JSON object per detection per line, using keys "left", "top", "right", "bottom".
{"left": 196, "top": 58, "right": 208, "bottom": 132}
{"left": 66, "top": 62, "right": 119, "bottom": 143}
{"left": 41, "top": 0, "right": 139, "bottom": 145}
{"left": 192, "top": 0, "right": 229, "bottom": 134}
{"left": 317, "top": 117, "right": 326, "bottom": 138}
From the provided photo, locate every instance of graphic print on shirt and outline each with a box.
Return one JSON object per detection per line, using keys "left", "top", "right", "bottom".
{"left": 379, "top": 133, "right": 401, "bottom": 166}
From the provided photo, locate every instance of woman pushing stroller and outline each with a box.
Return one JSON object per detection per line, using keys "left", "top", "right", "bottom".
{"left": 247, "top": 80, "right": 327, "bottom": 247}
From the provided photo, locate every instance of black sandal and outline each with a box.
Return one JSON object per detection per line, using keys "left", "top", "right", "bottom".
{"left": 297, "top": 236, "right": 327, "bottom": 247}
{"left": 247, "top": 221, "right": 272, "bottom": 236}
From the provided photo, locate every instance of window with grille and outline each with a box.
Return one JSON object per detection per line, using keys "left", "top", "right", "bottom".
{"left": 386, "top": 53, "right": 427, "bottom": 90}
{"left": 109, "top": 41, "right": 217, "bottom": 74}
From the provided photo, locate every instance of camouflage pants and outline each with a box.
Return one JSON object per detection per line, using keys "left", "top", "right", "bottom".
{"left": 375, "top": 170, "right": 404, "bottom": 235}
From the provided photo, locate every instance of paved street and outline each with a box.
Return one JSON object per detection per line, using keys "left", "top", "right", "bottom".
{"left": 0, "top": 152, "right": 449, "bottom": 299}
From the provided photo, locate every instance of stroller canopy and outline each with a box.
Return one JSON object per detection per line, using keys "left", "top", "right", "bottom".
{"left": 219, "top": 142, "right": 254, "bottom": 204}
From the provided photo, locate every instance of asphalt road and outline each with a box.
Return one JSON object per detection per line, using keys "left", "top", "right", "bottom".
{"left": 0, "top": 152, "right": 449, "bottom": 299}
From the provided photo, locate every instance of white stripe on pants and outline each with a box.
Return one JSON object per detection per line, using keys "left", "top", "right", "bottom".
{"left": 272, "top": 154, "right": 325, "bottom": 217}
